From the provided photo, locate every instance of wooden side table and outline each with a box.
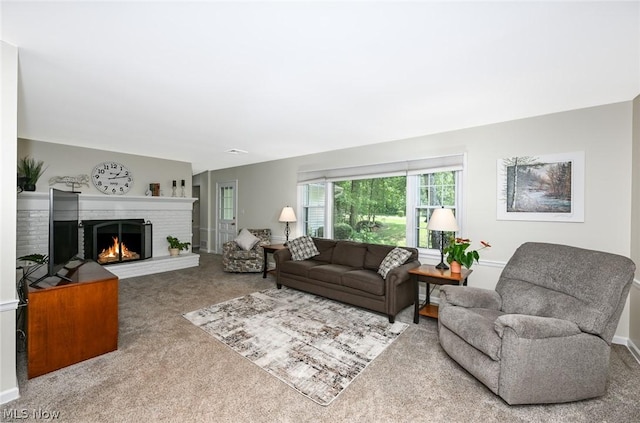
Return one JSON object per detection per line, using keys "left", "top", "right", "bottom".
{"left": 262, "top": 244, "right": 287, "bottom": 278}
{"left": 409, "top": 264, "right": 472, "bottom": 322}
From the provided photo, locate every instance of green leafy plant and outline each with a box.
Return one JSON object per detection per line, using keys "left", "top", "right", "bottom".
{"left": 17, "top": 156, "right": 46, "bottom": 186}
{"left": 17, "top": 253, "right": 48, "bottom": 264}
{"left": 166, "top": 235, "right": 190, "bottom": 251}
{"left": 444, "top": 237, "right": 491, "bottom": 269}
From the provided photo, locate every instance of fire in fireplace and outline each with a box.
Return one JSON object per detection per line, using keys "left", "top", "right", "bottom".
{"left": 82, "top": 219, "right": 152, "bottom": 265}
{"left": 99, "top": 236, "right": 140, "bottom": 264}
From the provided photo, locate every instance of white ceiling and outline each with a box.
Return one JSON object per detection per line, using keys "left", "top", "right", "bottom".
{"left": 2, "top": 1, "right": 639, "bottom": 174}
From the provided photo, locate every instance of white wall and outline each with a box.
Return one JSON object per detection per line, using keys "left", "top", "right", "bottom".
{"left": 630, "top": 94, "right": 640, "bottom": 359}
{"left": 0, "top": 41, "right": 20, "bottom": 404}
{"left": 18, "top": 139, "right": 192, "bottom": 197}
{"left": 206, "top": 101, "right": 636, "bottom": 339}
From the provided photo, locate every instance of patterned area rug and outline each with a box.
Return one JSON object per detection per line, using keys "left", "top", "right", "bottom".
{"left": 183, "top": 287, "right": 408, "bottom": 405}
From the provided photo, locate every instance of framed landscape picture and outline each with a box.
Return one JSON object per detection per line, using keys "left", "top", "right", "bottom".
{"left": 497, "top": 151, "right": 584, "bottom": 222}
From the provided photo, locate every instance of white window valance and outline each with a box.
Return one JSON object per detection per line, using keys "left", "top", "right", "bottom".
{"left": 297, "top": 154, "right": 465, "bottom": 184}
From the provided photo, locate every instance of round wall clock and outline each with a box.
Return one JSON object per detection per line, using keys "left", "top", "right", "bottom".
{"left": 91, "top": 162, "right": 133, "bottom": 195}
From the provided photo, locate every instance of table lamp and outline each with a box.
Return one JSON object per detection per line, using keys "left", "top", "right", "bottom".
{"left": 278, "top": 206, "right": 297, "bottom": 245}
{"left": 426, "top": 207, "right": 459, "bottom": 270}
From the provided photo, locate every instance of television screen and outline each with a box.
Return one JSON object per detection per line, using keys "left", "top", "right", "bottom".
{"left": 48, "top": 188, "right": 79, "bottom": 277}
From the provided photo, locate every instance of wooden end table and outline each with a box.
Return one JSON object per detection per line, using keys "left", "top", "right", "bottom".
{"left": 262, "top": 244, "right": 287, "bottom": 278}
{"left": 409, "top": 264, "right": 472, "bottom": 323}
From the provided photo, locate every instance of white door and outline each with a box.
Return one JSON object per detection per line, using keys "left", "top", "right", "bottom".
{"left": 217, "top": 181, "right": 237, "bottom": 253}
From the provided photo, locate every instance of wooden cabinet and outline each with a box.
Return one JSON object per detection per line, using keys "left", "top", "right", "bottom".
{"left": 25, "top": 261, "right": 118, "bottom": 378}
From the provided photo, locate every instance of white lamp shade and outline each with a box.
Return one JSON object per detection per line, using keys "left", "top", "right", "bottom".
{"left": 426, "top": 208, "right": 459, "bottom": 232}
{"left": 278, "top": 206, "right": 297, "bottom": 222}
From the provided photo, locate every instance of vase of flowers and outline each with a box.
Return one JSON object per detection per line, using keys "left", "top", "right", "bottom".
{"left": 444, "top": 237, "right": 491, "bottom": 272}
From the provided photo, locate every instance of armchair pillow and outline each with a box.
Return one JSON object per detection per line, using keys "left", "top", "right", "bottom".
{"left": 235, "top": 228, "right": 259, "bottom": 251}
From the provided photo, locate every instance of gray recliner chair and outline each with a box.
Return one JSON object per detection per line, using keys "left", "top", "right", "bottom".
{"left": 437, "top": 242, "right": 635, "bottom": 405}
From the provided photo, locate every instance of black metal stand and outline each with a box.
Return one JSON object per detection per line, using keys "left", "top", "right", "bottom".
{"left": 284, "top": 222, "right": 291, "bottom": 246}
{"left": 435, "top": 230, "right": 449, "bottom": 270}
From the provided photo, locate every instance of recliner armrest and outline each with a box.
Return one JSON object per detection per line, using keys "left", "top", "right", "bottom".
{"left": 494, "top": 314, "right": 582, "bottom": 340}
{"left": 440, "top": 285, "right": 501, "bottom": 310}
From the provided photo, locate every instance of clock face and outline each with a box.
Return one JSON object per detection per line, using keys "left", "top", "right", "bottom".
{"left": 91, "top": 162, "right": 133, "bottom": 195}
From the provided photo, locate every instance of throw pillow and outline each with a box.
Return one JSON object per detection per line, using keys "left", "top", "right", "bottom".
{"left": 378, "top": 247, "right": 412, "bottom": 278}
{"left": 235, "top": 228, "right": 260, "bottom": 251}
{"left": 287, "top": 236, "right": 320, "bottom": 261}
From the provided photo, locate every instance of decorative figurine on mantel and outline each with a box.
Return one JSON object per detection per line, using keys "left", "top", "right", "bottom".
{"left": 49, "top": 175, "right": 90, "bottom": 193}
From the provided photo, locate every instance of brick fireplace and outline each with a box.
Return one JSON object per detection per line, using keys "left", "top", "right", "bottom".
{"left": 16, "top": 193, "right": 198, "bottom": 279}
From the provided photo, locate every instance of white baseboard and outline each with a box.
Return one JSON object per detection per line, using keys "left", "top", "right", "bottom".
{"left": 0, "top": 386, "right": 19, "bottom": 405}
{"left": 612, "top": 335, "right": 627, "bottom": 346}
{"left": 627, "top": 338, "right": 640, "bottom": 364}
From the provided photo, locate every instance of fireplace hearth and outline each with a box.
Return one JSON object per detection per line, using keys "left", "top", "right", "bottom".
{"left": 83, "top": 219, "right": 152, "bottom": 265}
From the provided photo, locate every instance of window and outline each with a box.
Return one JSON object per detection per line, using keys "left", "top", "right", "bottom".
{"left": 415, "top": 171, "right": 458, "bottom": 250}
{"left": 302, "top": 183, "right": 326, "bottom": 237}
{"left": 299, "top": 163, "right": 461, "bottom": 252}
{"left": 220, "top": 185, "right": 235, "bottom": 220}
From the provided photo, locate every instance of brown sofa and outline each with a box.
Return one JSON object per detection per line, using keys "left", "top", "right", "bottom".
{"left": 274, "top": 238, "right": 420, "bottom": 322}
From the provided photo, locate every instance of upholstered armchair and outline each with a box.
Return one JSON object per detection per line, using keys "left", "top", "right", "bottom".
{"left": 437, "top": 242, "right": 635, "bottom": 405}
{"left": 222, "top": 228, "right": 271, "bottom": 273}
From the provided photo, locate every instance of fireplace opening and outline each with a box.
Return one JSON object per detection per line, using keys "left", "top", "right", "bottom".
{"left": 82, "top": 219, "right": 152, "bottom": 265}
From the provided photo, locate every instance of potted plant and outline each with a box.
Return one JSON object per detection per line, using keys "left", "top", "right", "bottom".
{"left": 444, "top": 237, "right": 491, "bottom": 273}
{"left": 17, "top": 156, "right": 46, "bottom": 191}
{"left": 166, "top": 235, "right": 190, "bottom": 256}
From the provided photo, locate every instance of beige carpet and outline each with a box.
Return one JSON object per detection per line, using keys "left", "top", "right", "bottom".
{"left": 4, "top": 253, "right": 640, "bottom": 422}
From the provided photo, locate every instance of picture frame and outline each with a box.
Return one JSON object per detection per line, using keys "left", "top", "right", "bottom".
{"left": 497, "top": 151, "right": 585, "bottom": 222}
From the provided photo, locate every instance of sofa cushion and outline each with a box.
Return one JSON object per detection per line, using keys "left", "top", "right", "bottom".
{"left": 364, "top": 244, "right": 394, "bottom": 270}
{"left": 342, "top": 270, "right": 385, "bottom": 296}
{"left": 279, "top": 259, "right": 323, "bottom": 278}
{"left": 439, "top": 306, "right": 505, "bottom": 361}
{"left": 312, "top": 238, "right": 337, "bottom": 263}
{"left": 377, "top": 247, "right": 412, "bottom": 278}
{"left": 235, "top": 228, "right": 259, "bottom": 251}
{"left": 288, "top": 236, "right": 320, "bottom": 261}
{"left": 332, "top": 241, "right": 367, "bottom": 268}
{"left": 308, "top": 264, "right": 353, "bottom": 285}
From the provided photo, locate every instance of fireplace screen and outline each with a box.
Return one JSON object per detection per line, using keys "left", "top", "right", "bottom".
{"left": 83, "top": 219, "right": 152, "bottom": 265}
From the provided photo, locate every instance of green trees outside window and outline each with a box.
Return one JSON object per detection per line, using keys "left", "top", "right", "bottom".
{"left": 333, "top": 176, "right": 408, "bottom": 245}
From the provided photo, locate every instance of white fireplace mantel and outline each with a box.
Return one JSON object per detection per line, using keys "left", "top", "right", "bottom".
{"left": 17, "top": 192, "right": 196, "bottom": 211}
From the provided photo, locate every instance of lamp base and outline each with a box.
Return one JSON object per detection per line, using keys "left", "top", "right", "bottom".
{"left": 435, "top": 261, "right": 449, "bottom": 270}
